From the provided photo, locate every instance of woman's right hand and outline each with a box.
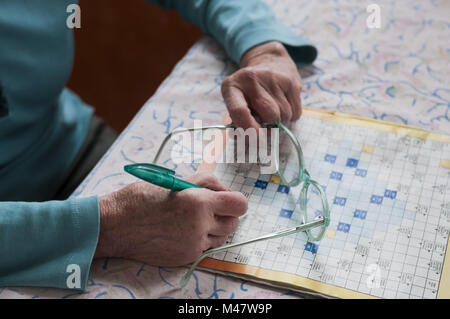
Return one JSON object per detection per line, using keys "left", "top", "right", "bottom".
{"left": 95, "top": 173, "right": 248, "bottom": 266}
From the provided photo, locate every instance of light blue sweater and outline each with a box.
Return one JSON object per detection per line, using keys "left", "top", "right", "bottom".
{"left": 0, "top": 0, "right": 317, "bottom": 290}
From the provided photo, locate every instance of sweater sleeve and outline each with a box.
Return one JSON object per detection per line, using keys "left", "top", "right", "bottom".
{"left": 148, "top": 0, "right": 317, "bottom": 66}
{"left": 0, "top": 196, "right": 100, "bottom": 290}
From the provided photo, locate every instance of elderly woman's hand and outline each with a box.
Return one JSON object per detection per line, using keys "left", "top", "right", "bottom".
{"left": 221, "top": 41, "right": 302, "bottom": 130}
{"left": 95, "top": 173, "right": 247, "bottom": 267}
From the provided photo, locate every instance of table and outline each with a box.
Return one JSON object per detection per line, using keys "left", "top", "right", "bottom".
{"left": 1, "top": 0, "right": 448, "bottom": 299}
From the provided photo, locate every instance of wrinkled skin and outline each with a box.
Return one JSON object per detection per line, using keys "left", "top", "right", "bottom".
{"left": 96, "top": 173, "right": 247, "bottom": 266}
{"left": 95, "top": 41, "right": 303, "bottom": 266}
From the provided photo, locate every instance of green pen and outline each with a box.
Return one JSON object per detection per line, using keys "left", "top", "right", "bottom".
{"left": 124, "top": 163, "right": 202, "bottom": 191}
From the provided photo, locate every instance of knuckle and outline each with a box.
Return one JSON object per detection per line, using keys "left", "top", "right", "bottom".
{"left": 241, "top": 67, "right": 259, "bottom": 82}
{"left": 262, "top": 69, "right": 277, "bottom": 82}
{"left": 230, "top": 105, "right": 250, "bottom": 119}
{"left": 194, "top": 196, "right": 209, "bottom": 211}
{"left": 201, "top": 173, "right": 219, "bottom": 185}
{"left": 254, "top": 96, "right": 272, "bottom": 109}
{"left": 222, "top": 76, "right": 232, "bottom": 86}
{"left": 182, "top": 190, "right": 209, "bottom": 212}
{"left": 190, "top": 220, "right": 208, "bottom": 240}
{"left": 221, "top": 76, "right": 233, "bottom": 92}
{"left": 221, "top": 192, "right": 248, "bottom": 215}
{"left": 192, "top": 172, "right": 208, "bottom": 183}
{"left": 281, "top": 111, "right": 291, "bottom": 122}
{"left": 292, "top": 80, "right": 302, "bottom": 93}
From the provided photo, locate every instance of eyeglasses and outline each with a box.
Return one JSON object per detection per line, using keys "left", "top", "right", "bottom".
{"left": 152, "top": 121, "right": 330, "bottom": 287}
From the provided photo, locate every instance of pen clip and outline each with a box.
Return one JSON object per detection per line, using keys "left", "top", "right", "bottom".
{"left": 124, "top": 163, "right": 176, "bottom": 176}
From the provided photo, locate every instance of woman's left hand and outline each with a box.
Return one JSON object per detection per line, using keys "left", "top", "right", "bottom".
{"left": 221, "top": 41, "right": 303, "bottom": 130}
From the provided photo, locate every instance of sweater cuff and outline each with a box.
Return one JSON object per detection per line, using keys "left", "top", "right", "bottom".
{"left": 0, "top": 196, "right": 100, "bottom": 291}
{"left": 68, "top": 196, "right": 100, "bottom": 290}
{"left": 229, "top": 21, "right": 318, "bottom": 67}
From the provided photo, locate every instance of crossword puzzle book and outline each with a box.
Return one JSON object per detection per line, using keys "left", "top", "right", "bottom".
{"left": 197, "top": 108, "right": 450, "bottom": 299}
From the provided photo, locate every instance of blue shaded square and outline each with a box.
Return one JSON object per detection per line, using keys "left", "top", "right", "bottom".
{"left": 330, "top": 171, "right": 343, "bottom": 181}
{"left": 305, "top": 242, "right": 319, "bottom": 254}
{"left": 370, "top": 195, "right": 383, "bottom": 205}
{"left": 324, "top": 154, "right": 337, "bottom": 163}
{"left": 254, "top": 180, "right": 268, "bottom": 189}
{"left": 355, "top": 168, "right": 367, "bottom": 177}
{"left": 279, "top": 209, "right": 293, "bottom": 219}
{"left": 346, "top": 158, "right": 359, "bottom": 168}
{"left": 384, "top": 189, "right": 397, "bottom": 199}
{"left": 337, "top": 222, "right": 351, "bottom": 233}
{"left": 333, "top": 196, "right": 347, "bottom": 206}
{"left": 277, "top": 185, "right": 290, "bottom": 194}
{"left": 354, "top": 209, "right": 367, "bottom": 219}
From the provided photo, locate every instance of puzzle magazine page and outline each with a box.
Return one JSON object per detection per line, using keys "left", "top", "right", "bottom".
{"left": 199, "top": 109, "right": 450, "bottom": 299}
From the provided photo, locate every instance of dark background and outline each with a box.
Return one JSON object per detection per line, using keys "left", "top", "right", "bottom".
{"left": 67, "top": 0, "right": 202, "bottom": 132}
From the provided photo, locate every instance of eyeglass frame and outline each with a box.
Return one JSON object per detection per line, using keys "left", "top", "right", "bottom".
{"left": 152, "top": 121, "right": 330, "bottom": 287}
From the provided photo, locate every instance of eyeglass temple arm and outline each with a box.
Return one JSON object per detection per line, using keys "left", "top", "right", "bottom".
{"left": 262, "top": 122, "right": 306, "bottom": 187}
{"left": 179, "top": 216, "right": 325, "bottom": 288}
{"left": 152, "top": 124, "right": 235, "bottom": 164}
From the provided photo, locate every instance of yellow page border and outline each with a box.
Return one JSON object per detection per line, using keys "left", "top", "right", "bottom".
{"left": 302, "top": 107, "right": 450, "bottom": 143}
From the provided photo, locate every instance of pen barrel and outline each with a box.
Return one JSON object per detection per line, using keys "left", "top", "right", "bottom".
{"left": 171, "top": 178, "right": 201, "bottom": 191}
{"left": 124, "top": 164, "right": 201, "bottom": 191}
{"left": 147, "top": 171, "right": 200, "bottom": 191}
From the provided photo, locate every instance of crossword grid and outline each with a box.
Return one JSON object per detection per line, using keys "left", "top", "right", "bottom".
{"left": 210, "top": 116, "right": 450, "bottom": 299}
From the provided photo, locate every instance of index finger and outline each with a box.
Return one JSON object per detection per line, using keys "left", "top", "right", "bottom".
{"left": 222, "top": 84, "right": 261, "bottom": 130}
